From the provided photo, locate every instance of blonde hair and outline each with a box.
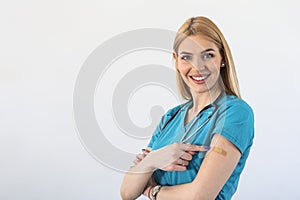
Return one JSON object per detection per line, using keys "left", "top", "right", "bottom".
{"left": 173, "top": 16, "right": 241, "bottom": 99}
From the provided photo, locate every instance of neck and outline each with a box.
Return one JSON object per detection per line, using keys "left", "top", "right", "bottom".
{"left": 190, "top": 88, "right": 222, "bottom": 114}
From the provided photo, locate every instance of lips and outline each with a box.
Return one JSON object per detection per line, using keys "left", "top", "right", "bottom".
{"left": 190, "top": 74, "right": 210, "bottom": 83}
{"left": 191, "top": 75, "right": 209, "bottom": 81}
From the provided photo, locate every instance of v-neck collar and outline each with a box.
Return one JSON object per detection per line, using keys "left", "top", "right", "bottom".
{"left": 181, "top": 92, "right": 226, "bottom": 129}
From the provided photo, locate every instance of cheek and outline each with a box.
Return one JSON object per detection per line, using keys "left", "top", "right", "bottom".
{"left": 176, "top": 62, "right": 190, "bottom": 74}
{"left": 208, "top": 62, "right": 221, "bottom": 74}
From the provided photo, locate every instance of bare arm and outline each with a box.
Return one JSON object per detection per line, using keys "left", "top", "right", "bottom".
{"left": 120, "top": 147, "right": 154, "bottom": 200}
{"left": 120, "top": 161, "right": 154, "bottom": 200}
{"left": 155, "top": 134, "right": 241, "bottom": 200}
{"left": 120, "top": 144, "right": 209, "bottom": 200}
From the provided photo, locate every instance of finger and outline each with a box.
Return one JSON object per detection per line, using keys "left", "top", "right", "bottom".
{"left": 179, "top": 143, "right": 210, "bottom": 152}
{"left": 133, "top": 159, "right": 140, "bottom": 165}
{"left": 142, "top": 149, "right": 151, "bottom": 156}
{"left": 142, "top": 148, "right": 152, "bottom": 153}
{"left": 187, "top": 151, "right": 196, "bottom": 155}
{"left": 136, "top": 153, "right": 146, "bottom": 160}
{"left": 164, "top": 164, "right": 187, "bottom": 171}
{"left": 197, "top": 145, "right": 211, "bottom": 152}
{"left": 176, "top": 159, "right": 189, "bottom": 166}
{"left": 180, "top": 152, "right": 193, "bottom": 161}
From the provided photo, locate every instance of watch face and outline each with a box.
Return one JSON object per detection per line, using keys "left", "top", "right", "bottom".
{"left": 151, "top": 185, "right": 162, "bottom": 199}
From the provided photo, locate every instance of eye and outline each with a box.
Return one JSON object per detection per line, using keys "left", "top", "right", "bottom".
{"left": 201, "top": 53, "right": 214, "bottom": 60}
{"left": 181, "top": 55, "right": 192, "bottom": 61}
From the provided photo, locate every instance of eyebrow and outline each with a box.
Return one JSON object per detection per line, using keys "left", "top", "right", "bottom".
{"left": 179, "top": 48, "right": 216, "bottom": 55}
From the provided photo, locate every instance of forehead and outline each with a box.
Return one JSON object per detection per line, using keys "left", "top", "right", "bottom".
{"left": 178, "top": 35, "right": 218, "bottom": 53}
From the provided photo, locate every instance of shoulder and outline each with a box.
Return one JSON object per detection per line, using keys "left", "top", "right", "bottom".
{"left": 164, "top": 102, "right": 186, "bottom": 117}
{"left": 162, "top": 101, "right": 189, "bottom": 120}
{"left": 157, "top": 101, "right": 190, "bottom": 129}
{"left": 213, "top": 94, "right": 255, "bottom": 154}
{"left": 220, "top": 94, "right": 254, "bottom": 118}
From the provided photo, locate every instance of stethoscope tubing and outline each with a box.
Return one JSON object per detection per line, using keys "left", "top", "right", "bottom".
{"left": 180, "top": 104, "right": 217, "bottom": 143}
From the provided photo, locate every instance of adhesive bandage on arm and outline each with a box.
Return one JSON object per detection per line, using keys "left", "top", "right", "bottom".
{"left": 211, "top": 147, "right": 227, "bottom": 156}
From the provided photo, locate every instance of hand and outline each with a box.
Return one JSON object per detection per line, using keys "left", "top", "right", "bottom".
{"left": 143, "top": 143, "right": 210, "bottom": 171}
{"left": 133, "top": 148, "right": 151, "bottom": 166}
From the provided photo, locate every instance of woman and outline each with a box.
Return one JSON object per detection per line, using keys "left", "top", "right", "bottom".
{"left": 120, "top": 16, "right": 254, "bottom": 200}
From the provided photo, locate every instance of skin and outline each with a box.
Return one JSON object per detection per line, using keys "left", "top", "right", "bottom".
{"left": 174, "top": 34, "right": 224, "bottom": 121}
{"left": 120, "top": 34, "right": 241, "bottom": 200}
{"left": 120, "top": 143, "right": 209, "bottom": 199}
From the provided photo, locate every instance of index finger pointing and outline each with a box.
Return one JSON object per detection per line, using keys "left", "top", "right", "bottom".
{"left": 180, "top": 143, "right": 210, "bottom": 152}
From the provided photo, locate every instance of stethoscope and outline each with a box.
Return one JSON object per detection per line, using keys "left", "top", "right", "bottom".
{"left": 180, "top": 103, "right": 217, "bottom": 143}
{"left": 161, "top": 92, "right": 224, "bottom": 143}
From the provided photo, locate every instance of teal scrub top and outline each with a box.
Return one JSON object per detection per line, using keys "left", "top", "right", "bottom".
{"left": 147, "top": 94, "right": 254, "bottom": 200}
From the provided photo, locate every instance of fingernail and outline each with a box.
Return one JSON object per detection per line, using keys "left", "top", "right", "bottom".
{"left": 204, "top": 146, "right": 211, "bottom": 150}
{"left": 142, "top": 149, "right": 150, "bottom": 153}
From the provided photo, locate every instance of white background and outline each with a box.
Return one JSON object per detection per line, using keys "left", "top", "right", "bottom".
{"left": 1, "top": 0, "right": 300, "bottom": 199}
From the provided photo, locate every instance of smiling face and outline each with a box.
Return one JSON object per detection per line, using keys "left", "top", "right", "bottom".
{"left": 174, "top": 34, "right": 224, "bottom": 97}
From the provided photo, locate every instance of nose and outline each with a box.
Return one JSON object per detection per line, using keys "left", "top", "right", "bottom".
{"left": 192, "top": 57, "right": 206, "bottom": 71}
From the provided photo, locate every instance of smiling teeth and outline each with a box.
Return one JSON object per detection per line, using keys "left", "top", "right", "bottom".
{"left": 192, "top": 75, "right": 208, "bottom": 81}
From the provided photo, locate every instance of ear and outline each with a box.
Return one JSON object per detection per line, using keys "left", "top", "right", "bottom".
{"left": 173, "top": 52, "right": 179, "bottom": 70}
{"left": 173, "top": 52, "right": 177, "bottom": 59}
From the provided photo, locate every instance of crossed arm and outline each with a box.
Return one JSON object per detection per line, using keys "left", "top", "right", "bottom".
{"left": 120, "top": 134, "right": 241, "bottom": 200}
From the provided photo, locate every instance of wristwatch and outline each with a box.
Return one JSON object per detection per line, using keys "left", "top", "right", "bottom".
{"left": 151, "top": 185, "right": 162, "bottom": 200}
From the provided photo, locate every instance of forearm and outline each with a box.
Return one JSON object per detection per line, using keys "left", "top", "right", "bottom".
{"left": 155, "top": 183, "right": 207, "bottom": 200}
{"left": 120, "top": 162, "right": 154, "bottom": 200}
{"left": 120, "top": 143, "right": 209, "bottom": 199}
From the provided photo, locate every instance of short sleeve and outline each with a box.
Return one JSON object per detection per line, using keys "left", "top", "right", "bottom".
{"left": 212, "top": 100, "right": 254, "bottom": 154}
{"left": 147, "top": 105, "right": 182, "bottom": 148}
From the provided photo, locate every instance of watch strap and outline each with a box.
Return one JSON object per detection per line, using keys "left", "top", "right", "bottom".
{"left": 150, "top": 185, "right": 162, "bottom": 200}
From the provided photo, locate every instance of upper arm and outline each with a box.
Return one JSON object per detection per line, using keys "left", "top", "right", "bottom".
{"left": 191, "top": 134, "right": 241, "bottom": 199}
{"left": 154, "top": 135, "right": 242, "bottom": 200}
{"left": 190, "top": 101, "right": 254, "bottom": 199}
